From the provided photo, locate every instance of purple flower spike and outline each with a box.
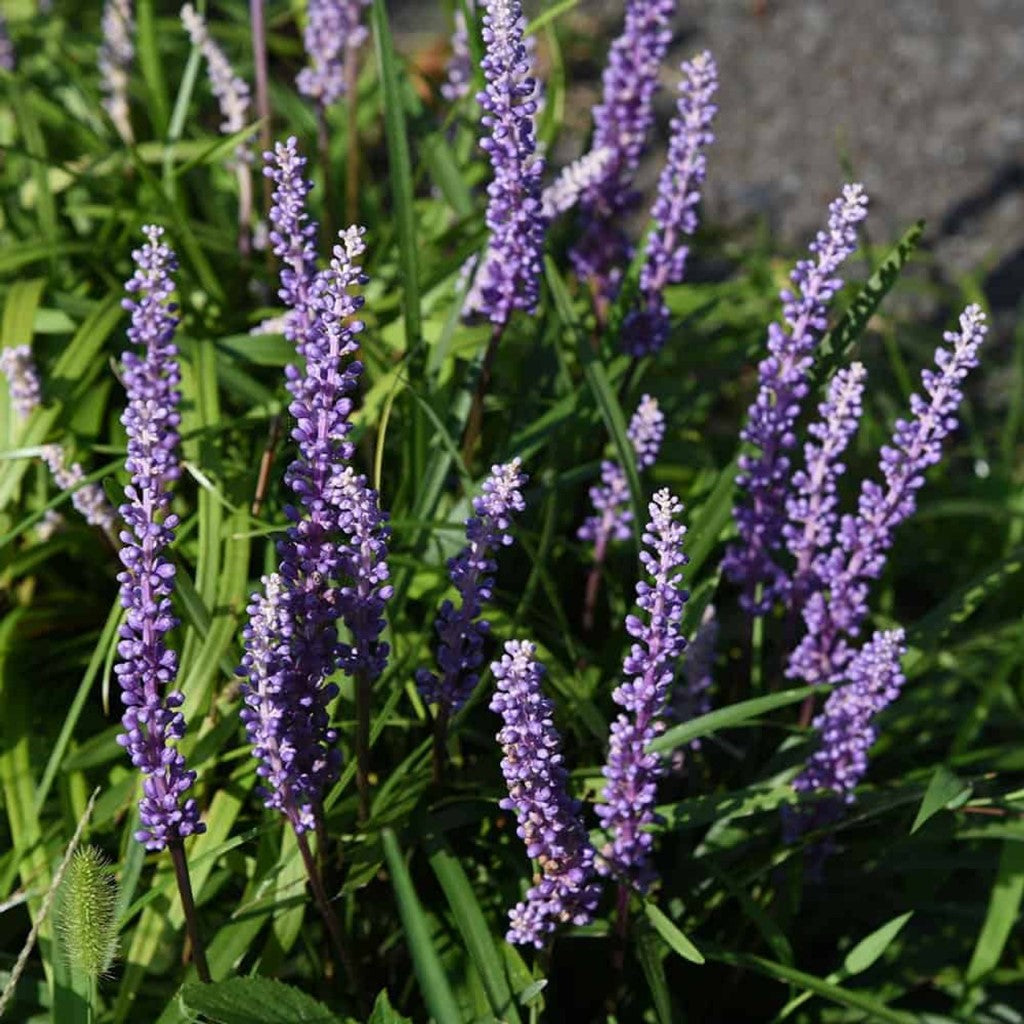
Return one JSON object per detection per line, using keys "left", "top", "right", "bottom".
{"left": 790, "top": 305, "right": 987, "bottom": 687}
{"left": 240, "top": 218, "right": 373, "bottom": 832}
{"left": 597, "top": 489, "right": 689, "bottom": 891}
{"left": 787, "top": 629, "right": 906, "bottom": 839}
{"left": 490, "top": 640, "right": 600, "bottom": 948}
{"left": 114, "top": 226, "right": 204, "bottom": 851}
{"left": 297, "top": 0, "right": 369, "bottom": 108}
{"left": 724, "top": 184, "right": 869, "bottom": 615}
{"left": 416, "top": 459, "right": 527, "bottom": 713}
{"left": 0, "top": 345, "right": 42, "bottom": 420}
{"left": 622, "top": 51, "right": 718, "bottom": 357}
{"left": 99, "top": 0, "right": 134, "bottom": 143}
{"left": 578, "top": 394, "right": 665, "bottom": 553}
{"left": 784, "top": 363, "right": 867, "bottom": 605}
{"left": 474, "top": 0, "right": 546, "bottom": 326}
{"left": 571, "top": 0, "right": 675, "bottom": 302}
{"left": 334, "top": 465, "right": 393, "bottom": 683}
{"left": 264, "top": 138, "right": 321, "bottom": 344}
{"left": 181, "top": 4, "right": 251, "bottom": 166}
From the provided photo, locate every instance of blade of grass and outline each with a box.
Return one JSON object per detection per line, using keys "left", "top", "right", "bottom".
{"left": 381, "top": 829, "right": 461, "bottom": 1024}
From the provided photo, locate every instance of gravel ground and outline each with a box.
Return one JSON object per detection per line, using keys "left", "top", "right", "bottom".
{"left": 395, "top": 0, "right": 1024, "bottom": 312}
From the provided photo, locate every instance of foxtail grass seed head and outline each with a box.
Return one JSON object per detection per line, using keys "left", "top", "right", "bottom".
{"left": 724, "top": 184, "right": 869, "bottom": 615}
{"left": 57, "top": 846, "right": 120, "bottom": 979}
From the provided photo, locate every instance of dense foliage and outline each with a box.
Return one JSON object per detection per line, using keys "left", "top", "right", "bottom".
{"left": 1, "top": 2, "right": 1022, "bottom": 1022}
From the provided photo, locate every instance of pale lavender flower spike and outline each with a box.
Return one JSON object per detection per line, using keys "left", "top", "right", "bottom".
{"left": 784, "top": 363, "right": 867, "bottom": 605}
{"left": 1, "top": 345, "right": 118, "bottom": 537}
{"left": 416, "top": 459, "right": 527, "bottom": 713}
{"left": 622, "top": 51, "right": 718, "bottom": 357}
{"left": 787, "top": 628, "right": 906, "bottom": 838}
{"left": 441, "top": 1, "right": 474, "bottom": 102}
{"left": 490, "top": 640, "right": 599, "bottom": 947}
{"left": 723, "top": 184, "right": 869, "bottom": 615}
{"left": 0, "top": 345, "right": 41, "bottom": 419}
{"left": 578, "top": 394, "right": 665, "bottom": 552}
{"left": 597, "top": 489, "right": 689, "bottom": 891}
{"left": 474, "top": 0, "right": 546, "bottom": 326}
{"left": 42, "top": 445, "right": 119, "bottom": 541}
{"left": 571, "top": 0, "right": 675, "bottom": 302}
{"left": 115, "top": 226, "right": 204, "bottom": 851}
{"left": 297, "top": 0, "right": 369, "bottom": 108}
{"left": 540, "top": 147, "right": 614, "bottom": 222}
{"left": 181, "top": 4, "right": 252, "bottom": 165}
{"left": 789, "top": 305, "right": 987, "bottom": 688}
{"left": 99, "top": 0, "right": 135, "bottom": 143}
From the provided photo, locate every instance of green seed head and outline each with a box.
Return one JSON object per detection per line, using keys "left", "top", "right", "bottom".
{"left": 57, "top": 846, "right": 119, "bottom": 978}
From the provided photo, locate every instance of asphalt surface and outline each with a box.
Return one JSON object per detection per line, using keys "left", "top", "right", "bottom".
{"left": 395, "top": 0, "right": 1024, "bottom": 313}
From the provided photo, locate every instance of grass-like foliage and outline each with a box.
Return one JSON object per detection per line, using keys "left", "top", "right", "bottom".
{"left": 1, "top": 1, "right": 1022, "bottom": 1022}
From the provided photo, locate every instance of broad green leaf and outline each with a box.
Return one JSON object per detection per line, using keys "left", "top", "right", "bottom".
{"left": 644, "top": 903, "right": 704, "bottom": 965}
{"left": 649, "top": 686, "right": 824, "bottom": 754}
{"left": 180, "top": 976, "right": 339, "bottom": 1024}
{"left": 634, "top": 924, "right": 673, "bottom": 1024}
{"left": 842, "top": 911, "right": 914, "bottom": 975}
{"left": 966, "top": 840, "right": 1024, "bottom": 984}
{"left": 911, "top": 765, "right": 973, "bottom": 834}
{"left": 381, "top": 830, "right": 461, "bottom": 1024}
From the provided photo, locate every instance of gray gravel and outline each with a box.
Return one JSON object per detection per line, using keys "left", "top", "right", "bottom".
{"left": 395, "top": 0, "right": 1024, "bottom": 310}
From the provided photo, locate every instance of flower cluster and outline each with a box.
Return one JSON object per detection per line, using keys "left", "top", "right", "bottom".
{"left": 786, "top": 629, "right": 906, "bottom": 840}
{"left": 622, "top": 51, "right": 719, "bottom": 357}
{"left": 474, "top": 0, "right": 546, "bottom": 326}
{"left": 240, "top": 145, "right": 380, "bottom": 833}
{"left": 0, "top": 346, "right": 118, "bottom": 537}
{"left": 571, "top": 0, "right": 675, "bottom": 301}
{"left": 597, "top": 489, "right": 689, "bottom": 891}
{"left": 0, "top": 344, "right": 41, "bottom": 419}
{"left": 490, "top": 640, "right": 600, "bottom": 947}
{"left": 441, "top": 2, "right": 474, "bottom": 102}
{"left": 181, "top": 4, "right": 251, "bottom": 165}
{"left": 416, "top": 459, "right": 527, "bottom": 713}
{"left": 789, "top": 305, "right": 987, "bottom": 687}
{"left": 578, "top": 394, "right": 665, "bottom": 554}
{"left": 297, "top": 0, "right": 369, "bottom": 109}
{"left": 724, "top": 184, "right": 869, "bottom": 614}
{"left": 99, "top": 0, "right": 134, "bottom": 143}
{"left": 540, "top": 147, "right": 614, "bottom": 222}
{"left": 784, "top": 363, "right": 867, "bottom": 605}
{"left": 114, "top": 226, "right": 203, "bottom": 851}
{"left": 41, "top": 445, "right": 119, "bottom": 541}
